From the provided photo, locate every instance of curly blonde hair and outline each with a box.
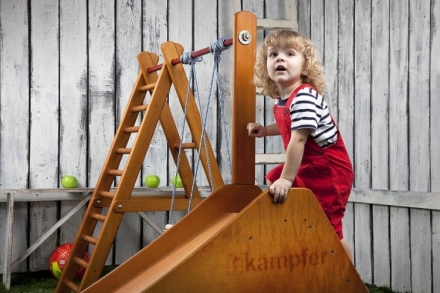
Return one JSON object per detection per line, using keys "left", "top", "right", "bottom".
{"left": 254, "top": 30, "right": 325, "bottom": 98}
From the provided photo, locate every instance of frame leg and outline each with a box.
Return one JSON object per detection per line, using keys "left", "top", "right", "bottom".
{"left": 2, "top": 193, "right": 14, "bottom": 290}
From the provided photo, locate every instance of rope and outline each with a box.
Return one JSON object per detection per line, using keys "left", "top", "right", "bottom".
{"left": 211, "top": 38, "right": 233, "bottom": 176}
{"left": 168, "top": 38, "right": 233, "bottom": 222}
{"left": 168, "top": 52, "right": 202, "bottom": 225}
{"left": 187, "top": 38, "right": 232, "bottom": 212}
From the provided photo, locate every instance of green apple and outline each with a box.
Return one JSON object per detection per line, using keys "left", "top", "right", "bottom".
{"left": 145, "top": 174, "right": 160, "bottom": 188}
{"left": 171, "top": 174, "right": 183, "bottom": 188}
{"left": 61, "top": 175, "right": 78, "bottom": 188}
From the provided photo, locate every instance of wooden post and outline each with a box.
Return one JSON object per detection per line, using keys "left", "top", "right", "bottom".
{"left": 231, "top": 11, "right": 257, "bottom": 185}
{"left": 3, "top": 193, "right": 14, "bottom": 290}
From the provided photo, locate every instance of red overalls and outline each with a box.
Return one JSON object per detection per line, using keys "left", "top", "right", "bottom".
{"left": 265, "top": 83, "right": 354, "bottom": 239}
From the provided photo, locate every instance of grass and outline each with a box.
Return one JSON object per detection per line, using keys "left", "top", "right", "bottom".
{"left": 0, "top": 269, "right": 401, "bottom": 293}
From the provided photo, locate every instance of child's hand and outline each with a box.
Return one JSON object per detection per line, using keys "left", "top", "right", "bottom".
{"left": 269, "top": 178, "right": 292, "bottom": 203}
{"left": 247, "top": 123, "right": 266, "bottom": 137}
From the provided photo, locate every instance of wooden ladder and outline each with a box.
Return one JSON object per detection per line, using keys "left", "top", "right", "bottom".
{"left": 55, "top": 40, "right": 224, "bottom": 293}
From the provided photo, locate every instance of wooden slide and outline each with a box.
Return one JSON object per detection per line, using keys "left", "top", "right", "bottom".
{"left": 83, "top": 184, "right": 366, "bottom": 293}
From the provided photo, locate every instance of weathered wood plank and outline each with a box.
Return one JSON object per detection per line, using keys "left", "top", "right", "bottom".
{"left": 88, "top": 0, "right": 116, "bottom": 266}
{"left": 193, "top": 0, "right": 218, "bottom": 188}
{"left": 218, "top": 0, "right": 239, "bottom": 184}
{"left": 141, "top": 0, "right": 169, "bottom": 247}
{"left": 352, "top": 0, "right": 373, "bottom": 282}
{"left": 371, "top": 0, "right": 390, "bottom": 287}
{"left": 59, "top": 0, "right": 88, "bottom": 247}
{"left": 408, "top": 0, "right": 432, "bottom": 291}
{"left": 389, "top": 0, "right": 411, "bottom": 291}
{"left": 165, "top": 0, "right": 194, "bottom": 227}
{"left": 114, "top": 0, "right": 143, "bottom": 265}
{"left": 29, "top": 0, "right": 60, "bottom": 271}
{"left": 0, "top": 0, "right": 30, "bottom": 273}
{"left": 2, "top": 194, "right": 14, "bottom": 290}
{"left": 431, "top": 0, "right": 440, "bottom": 291}
{"left": 323, "top": 0, "right": 338, "bottom": 118}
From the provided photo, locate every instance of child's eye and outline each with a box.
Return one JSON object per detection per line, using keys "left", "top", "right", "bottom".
{"left": 269, "top": 52, "right": 277, "bottom": 57}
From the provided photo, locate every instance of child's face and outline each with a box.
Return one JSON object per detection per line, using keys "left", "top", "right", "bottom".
{"left": 266, "top": 46, "right": 306, "bottom": 90}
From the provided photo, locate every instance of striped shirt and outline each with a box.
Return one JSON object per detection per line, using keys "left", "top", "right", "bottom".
{"left": 277, "top": 87, "right": 338, "bottom": 148}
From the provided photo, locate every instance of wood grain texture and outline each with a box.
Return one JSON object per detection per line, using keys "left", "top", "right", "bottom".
{"left": 408, "top": 1, "right": 432, "bottom": 292}
{"left": 84, "top": 187, "right": 366, "bottom": 293}
{"left": 371, "top": 0, "right": 391, "bottom": 286}
{"left": 388, "top": 0, "right": 411, "bottom": 291}
{"left": 431, "top": 0, "right": 440, "bottom": 292}
{"left": 0, "top": 0, "right": 30, "bottom": 273}
{"left": 59, "top": 0, "right": 88, "bottom": 247}
{"left": 28, "top": 0, "right": 59, "bottom": 271}
{"left": 88, "top": 0, "right": 116, "bottom": 267}
{"left": 114, "top": 0, "right": 143, "bottom": 265}
{"left": 142, "top": 0, "right": 169, "bottom": 248}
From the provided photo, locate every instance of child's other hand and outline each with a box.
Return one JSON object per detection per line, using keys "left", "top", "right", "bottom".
{"left": 247, "top": 123, "right": 265, "bottom": 137}
{"left": 269, "top": 178, "right": 292, "bottom": 203}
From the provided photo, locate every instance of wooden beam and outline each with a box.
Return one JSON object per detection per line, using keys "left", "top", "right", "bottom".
{"left": 349, "top": 189, "right": 440, "bottom": 211}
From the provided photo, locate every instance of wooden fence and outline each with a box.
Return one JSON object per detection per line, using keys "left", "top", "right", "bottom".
{"left": 0, "top": 1, "right": 439, "bottom": 292}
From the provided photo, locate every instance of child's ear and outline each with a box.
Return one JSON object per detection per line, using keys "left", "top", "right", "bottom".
{"left": 301, "top": 68, "right": 308, "bottom": 76}
{"left": 301, "top": 63, "right": 308, "bottom": 76}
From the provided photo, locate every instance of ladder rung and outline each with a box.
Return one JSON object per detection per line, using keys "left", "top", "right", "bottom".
{"left": 90, "top": 213, "right": 107, "bottom": 222}
{"left": 73, "top": 256, "right": 89, "bottom": 269}
{"left": 108, "top": 169, "right": 123, "bottom": 176}
{"left": 124, "top": 126, "right": 140, "bottom": 133}
{"left": 173, "top": 142, "right": 196, "bottom": 149}
{"left": 64, "top": 280, "right": 80, "bottom": 292}
{"left": 138, "top": 83, "right": 156, "bottom": 92}
{"left": 132, "top": 104, "right": 148, "bottom": 112}
{"left": 82, "top": 234, "right": 98, "bottom": 245}
{"left": 116, "top": 147, "right": 132, "bottom": 154}
{"left": 100, "top": 190, "right": 115, "bottom": 199}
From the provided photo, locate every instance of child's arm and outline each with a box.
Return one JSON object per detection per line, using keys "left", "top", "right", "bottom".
{"left": 270, "top": 128, "right": 309, "bottom": 202}
{"left": 247, "top": 123, "right": 280, "bottom": 137}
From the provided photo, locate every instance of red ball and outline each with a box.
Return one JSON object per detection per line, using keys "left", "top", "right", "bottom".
{"left": 49, "top": 243, "right": 89, "bottom": 280}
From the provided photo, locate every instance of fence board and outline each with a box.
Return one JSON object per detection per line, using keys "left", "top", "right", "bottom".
{"left": 28, "top": 0, "right": 60, "bottom": 271}
{"left": 88, "top": 0, "right": 116, "bottom": 266}
{"left": 218, "top": 0, "right": 237, "bottom": 183}
{"left": 59, "top": 0, "right": 88, "bottom": 248}
{"left": 431, "top": 0, "right": 440, "bottom": 292}
{"left": 0, "top": 0, "right": 30, "bottom": 273}
{"left": 409, "top": 0, "right": 432, "bottom": 292}
{"left": 141, "top": 0, "right": 169, "bottom": 247}
{"left": 114, "top": 0, "right": 143, "bottom": 265}
{"left": 371, "top": 0, "right": 390, "bottom": 286}
{"left": 389, "top": 0, "right": 411, "bottom": 291}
